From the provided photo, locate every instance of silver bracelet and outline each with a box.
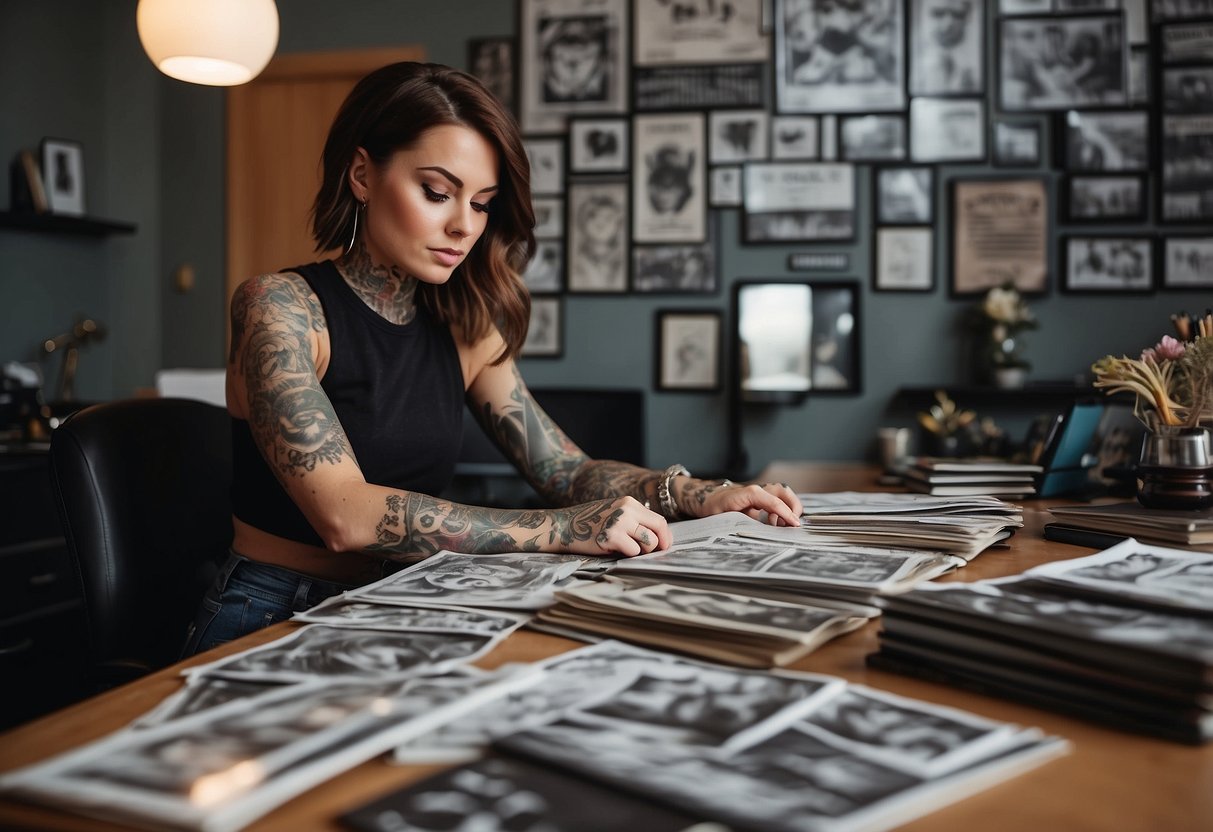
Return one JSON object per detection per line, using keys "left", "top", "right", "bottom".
{"left": 657, "top": 464, "right": 690, "bottom": 520}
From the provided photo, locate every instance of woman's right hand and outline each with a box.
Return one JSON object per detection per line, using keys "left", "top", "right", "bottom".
{"left": 552, "top": 496, "right": 670, "bottom": 558}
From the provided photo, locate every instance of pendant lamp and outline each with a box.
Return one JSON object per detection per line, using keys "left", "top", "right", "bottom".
{"left": 136, "top": 0, "right": 279, "bottom": 87}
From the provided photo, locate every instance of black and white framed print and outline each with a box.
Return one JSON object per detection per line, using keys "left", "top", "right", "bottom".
{"left": 1128, "top": 46, "right": 1150, "bottom": 105}
{"left": 709, "top": 165, "right": 743, "bottom": 207}
{"left": 633, "top": 0, "right": 767, "bottom": 66}
{"left": 39, "top": 137, "right": 85, "bottom": 216}
{"left": 908, "top": 0, "right": 984, "bottom": 96}
{"left": 742, "top": 162, "right": 856, "bottom": 243}
{"left": 522, "top": 239, "right": 564, "bottom": 293}
{"left": 839, "top": 114, "right": 907, "bottom": 162}
{"left": 909, "top": 98, "right": 985, "bottom": 163}
{"left": 568, "top": 117, "right": 629, "bottom": 173}
{"left": 1060, "top": 110, "right": 1149, "bottom": 172}
{"left": 523, "top": 137, "right": 566, "bottom": 195}
{"left": 632, "top": 238, "right": 717, "bottom": 294}
{"left": 770, "top": 115, "right": 819, "bottom": 160}
{"left": 468, "top": 37, "right": 517, "bottom": 114}
{"left": 951, "top": 178, "right": 1050, "bottom": 296}
{"left": 1160, "top": 115, "right": 1213, "bottom": 222}
{"left": 566, "top": 179, "right": 629, "bottom": 293}
{"left": 1161, "top": 21, "right": 1213, "bottom": 63}
{"left": 708, "top": 110, "right": 769, "bottom": 164}
{"left": 773, "top": 0, "right": 906, "bottom": 113}
{"left": 521, "top": 296, "right": 563, "bottom": 358}
{"left": 1163, "top": 67, "right": 1213, "bottom": 114}
{"left": 998, "top": 14, "right": 1128, "bottom": 111}
{"left": 820, "top": 114, "right": 838, "bottom": 160}
{"left": 1064, "top": 174, "right": 1147, "bottom": 222}
{"left": 532, "top": 196, "right": 564, "bottom": 238}
{"left": 518, "top": 0, "right": 630, "bottom": 134}
{"left": 1162, "top": 236, "right": 1213, "bottom": 289}
{"left": 632, "top": 64, "right": 766, "bottom": 111}
{"left": 1154, "top": 1, "right": 1213, "bottom": 20}
{"left": 991, "top": 121, "right": 1042, "bottom": 167}
{"left": 875, "top": 166, "right": 934, "bottom": 225}
{"left": 655, "top": 310, "right": 722, "bottom": 392}
{"left": 999, "top": 0, "right": 1052, "bottom": 12}
{"left": 874, "top": 226, "right": 935, "bottom": 292}
{"left": 632, "top": 112, "right": 707, "bottom": 243}
{"left": 1062, "top": 236, "right": 1154, "bottom": 293}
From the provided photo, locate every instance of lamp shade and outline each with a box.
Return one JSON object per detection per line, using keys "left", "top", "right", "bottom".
{"left": 137, "top": 0, "right": 279, "bottom": 86}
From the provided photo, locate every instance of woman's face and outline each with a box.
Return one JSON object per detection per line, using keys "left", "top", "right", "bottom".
{"left": 357, "top": 124, "right": 500, "bottom": 286}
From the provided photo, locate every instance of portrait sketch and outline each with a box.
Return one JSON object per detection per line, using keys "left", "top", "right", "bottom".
{"left": 468, "top": 37, "right": 517, "bottom": 113}
{"left": 657, "top": 311, "right": 721, "bottom": 392}
{"left": 875, "top": 227, "right": 934, "bottom": 292}
{"left": 1063, "top": 236, "right": 1153, "bottom": 293}
{"left": 876, "top": 166, "right": 934, "bottom": 224}
{"left": 770, "top": 115, "right": 820, "bottom": 160}
{"left": 909, "top": 0, "right": 984, "bottom": 96}
{"left": 632, "top": 112, "right": 707, "bottom": 243}
{"left": 568, "top": 116, "right": 629, "bottom": 173}
{"left": 523, "top": 297, "right": 564, "bottom": 358}
{"left": 999, "top": 14, "right": 1128, "bottom": 111}
{"left": 567, "top": 180, "right": 629, "bottom": 293}
{"left": 708, "top": 110, "right": 769, "bottom": 164}
{"left": 633, "top": 240, "right": 718, "bottom": 294}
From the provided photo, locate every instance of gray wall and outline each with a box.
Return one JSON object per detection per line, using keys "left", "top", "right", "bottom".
{"left": 2, "top": 1, "right": 1208, "bottom": 475}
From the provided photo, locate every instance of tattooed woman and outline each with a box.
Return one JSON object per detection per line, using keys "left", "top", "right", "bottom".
{"left": 182, "top": 62, "right": 801, "bottom": 655}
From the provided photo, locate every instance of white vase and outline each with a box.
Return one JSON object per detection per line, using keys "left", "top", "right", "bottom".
{"left": 993, "top": 367, "right": 1026, "bottom": 389}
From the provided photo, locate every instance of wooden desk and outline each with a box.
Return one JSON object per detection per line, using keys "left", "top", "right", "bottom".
{"left": 1, "top": 463, "right": 1209, "bottom": 832}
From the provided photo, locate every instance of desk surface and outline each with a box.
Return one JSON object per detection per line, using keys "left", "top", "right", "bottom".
{"left": 1, "top": 463, "right": 1210, "bottom": 832}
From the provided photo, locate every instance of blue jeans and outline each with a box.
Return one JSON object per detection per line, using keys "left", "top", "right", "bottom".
{"left": 180, "top": 551, "right": 358, "bottom": 658}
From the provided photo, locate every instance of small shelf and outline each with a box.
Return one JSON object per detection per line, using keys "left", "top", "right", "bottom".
{"left": 893, "top": 383, "right": 1115, "bottom": 411}
{"left": 0, "top": 210, "right": 136, "bottom": 236}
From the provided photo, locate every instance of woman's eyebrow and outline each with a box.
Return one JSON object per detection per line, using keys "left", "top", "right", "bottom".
{"left": 417, "top": 165, "right": 499, "bottom": 195}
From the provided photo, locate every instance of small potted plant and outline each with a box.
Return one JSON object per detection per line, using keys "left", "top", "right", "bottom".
{"left": 967, "top": 283, "right": 1037, "bottom": 389}
{"left": 916, "top": 390, "right": 978, "bottom": 457}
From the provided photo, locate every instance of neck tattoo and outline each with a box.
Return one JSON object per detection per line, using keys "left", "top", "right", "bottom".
{"left": 336, "top": 243, "right": 419, "bottom": 325}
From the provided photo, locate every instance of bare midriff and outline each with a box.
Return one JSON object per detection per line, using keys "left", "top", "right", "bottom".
{"left": 231, "top": 516, "right": 390, "bottom": 586}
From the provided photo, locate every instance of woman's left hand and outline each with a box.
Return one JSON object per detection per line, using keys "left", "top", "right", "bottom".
{"left": 682, "top": 480, "right": 803, "bottom": 526}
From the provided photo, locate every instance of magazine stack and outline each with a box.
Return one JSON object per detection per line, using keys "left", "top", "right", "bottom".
{"left": 902, "top": 457, "right": 1043, "bottom": 498}
{"left": 872, "top": 539, "right": 1213, "bottom": 744}
{"left": 1047, "top": 501, "right": 1213, "bottom": 547}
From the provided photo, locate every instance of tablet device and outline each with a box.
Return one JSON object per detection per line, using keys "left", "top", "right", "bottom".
{"left": 1036, "top": 400, "right": 1105, "bottom": 498}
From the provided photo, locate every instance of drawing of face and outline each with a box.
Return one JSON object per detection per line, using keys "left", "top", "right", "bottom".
{"left": 647, "top": 146, "right": 695, "bottom": 214}
{"left": 542, "top": 17, "right": 607, "bottom": 101}
{"left": 926, "top": 0, "right": 971, "bottom": 48}
{"left": 578, "top": 196, "right": 623, "bottom": 244}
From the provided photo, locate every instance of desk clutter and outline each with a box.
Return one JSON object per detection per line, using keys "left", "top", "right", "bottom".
{"left": 901, "top": 457, "right": 1042, "bottom": 498}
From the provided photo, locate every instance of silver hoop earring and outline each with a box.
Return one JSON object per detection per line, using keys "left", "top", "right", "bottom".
{"left": 345, "top": 200, "right": 365, "bottom": 254}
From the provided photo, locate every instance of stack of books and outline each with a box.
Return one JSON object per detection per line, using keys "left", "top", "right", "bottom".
{"left": 902, "top": 457, "right": 1043, "bottom": 497}
{"left": 871, "top": 538, "right": 1213, "bottom": 743}
{"left": 1047, "top": 502, "right": 1213, "bottom": 548}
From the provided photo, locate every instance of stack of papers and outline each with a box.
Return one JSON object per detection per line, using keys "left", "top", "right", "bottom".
{"left": 902, "top": 457, "right": 1043, "bottom": 497}
{"left": 1048, "top": 502, "right": 1213, "bottom": 547}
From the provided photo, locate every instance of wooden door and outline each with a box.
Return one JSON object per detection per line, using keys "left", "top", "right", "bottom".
{"left": 225, "top": 47, "right": 426, "bottom": 308}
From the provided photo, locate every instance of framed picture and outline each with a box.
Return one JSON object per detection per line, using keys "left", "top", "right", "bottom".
{"left": 632, "top": 112, "right": 707, "bottom": 244}
{"left": 773, "top": 0, "right": 906, "bottom": 113}
{"left": 770, "top": 115, "right": 819, "bottom": 160}
{"left": 999, "top": 0, "right": 1052, "bottom": 12}
{"left": 1163, "top": 67, "right": 1213, "bottom": 114}
{"left": 1161, "top": 21, "right": 1213, "bottom": 63}
{"left": 991, "top": 121, "right": 1042, "bottom": 167}
{"left": 875, "top": 166, "right": 934, "bottom": 225}
{"left": 709, "top": 165, "right": 743, "bottom": 207}
{"left": 523, "top": 138, "right": 565, "bottom": 195}
{"left": 522, "top": 239, "right": 564, "bottom": 293}
{"left": 1055, "top": 0, "right": 1118, "bottom": 8}
{"left": 633, "top": 0, "right": 767, "bottom": 66}
{"left": 908, "top": 0, "right": 985, "bottom": 96}
{"left": 838, "top": 114, "right": 907, "bottom": 162}
{"left": 909, "top": 98, "right": 985, "bottom": 163}
{"left": 1161, "top": 115, "right": 1213, "bottom": 223}
{"left": 1127, "top": 46, "right": 1150, "bottom": 105}
{"left": 742, "top": 162, "right": 856, "bottom": 244}
{"left": 1060, "top": 110, "right": 1149, "bottom": 172}
{"left": 632, "top": 64, "right": 766, "bottom": 111}
{"left": 568, "top": 117, "right": 629, "bottom": 173}
{"left": 40, "top": 137, "right": 85, "bottom": 216}
{"left": 1162, "top": 235, "right": 1213, "bottom": 289}
{"left": 518, "top": 0, "right": 630, "bottom": 134}
{"left": 708, "top": 110, "right": 769, "bottom": 164}
{"left": 632, "top": 238, "right": 718, "bottom": 294}
{"left": 532, "top": 196, "right": 564, "bottom": 238}
{"left": 566, "top": 179, "right": 629, "bottom": 294}
{"left": 655, "top": 310, "right": 722, "bottom": 392}
{"left": 1064, "top": 174, "right": 1147, "bottom": 222}
{"left": 875, "top": 226, "right": 935, "bottom": 292}
{"left": 521, "top": 296, "right": 563, "bottom": 358}
{"left": 1062, "top": 235, "right": 1154, "bottom": 294}
{"left": 467, "top": 37, "right": 517, "bottom": 114}
{"left": 820, "top": 114, "right": 838, "bottom": 161}
{"left": 950, "top": 177, "right": 1050, "bottom": 297}
{"left": 1154, "top": 1, "right": 1213, "bottom": 20}
{"left": 1123, "top": 0, "right": 1149, "bottom": 45}
{"left": 998, "top": 14, "right": 1128, "bottom": 111}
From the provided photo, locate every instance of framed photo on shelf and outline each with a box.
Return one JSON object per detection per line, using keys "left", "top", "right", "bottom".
{"left": 1060, "top": 110, "right": 1149, "bottom": 172}
{"left": 1161, "top": 21, "right": 1213, "bottom": 63}
{"left": 1061, "top": 235, "right": 1154, "bottom": 294}
{"left": 991, "top": 121, "right": 1042, "bottom": 167}
{"left": 655, "top": 310, "right": 722, "bottom": 392}
{"left": 532, "top": 196, "right": 564, "bottom": 238}
{"left": 908, "top": 0, "right": 984, "bottom": 96}
{"left": 40, "top": 137, "right": 85, "bottom": 216}
{"left": 838, "top": 114, "right": 906, "bottom": 162}
{"left": 1064, "top": 174, "right": 1147, "bottom": 223}
{"left": 632, "top": 112, "right": 706, "bottom": 244}
{"left": 521, "top": 296, "right": 563, "bottom": 358}
{"left": 1161, "top": 115, "right": 1213, "bottom": 223}
{"left": 522, "top": 239, "right": 564, "bottom": 293}
{"left": 567, "top": 117, "right": 629, "bottom": 173}
{"left": 632, "top": 238, "right": 718, "bottom": 294}
{"left": 518, "top": 0, "right": 630, "bottom": 134}
{"left": 950, "top": 177, "right": 1050, "bottom": 297}
{"left": 467, "top": 37, "right": 517, "bottom": 114}
{"left": 909, "top": 98, "right": 985, "bottom": 163}
{"left": 523, "top": 138, "right": 565, "bottom": 195}
{"left": 1161, "top": 235, "right": 1213, "bottom": 289}
{"left": 709, "top": 165, "right": 743, "bottom": 207}
{"left": 875, "top": 166, "right": 934, "bottom": 225}
{"left": 1163, "top": 67, "right": 1213, "bottom": 114}
{"left": 566, "top": 179, "right": 629, "bottom": 294}
{"left": 770, "top": 115, "right": 819, "bottom": 160}
{"left": 773, "top": 0, "right": 905, "bottom": 113}
{"left": 708, "top": 110, "right": 769, "bottom": 164}
{"left": 633, "top": 0, "right": 767, "bottom": 66}
{"left": 998, "top": 14, "right": 1127, "bottom": 111}
{"left": 874, "top": 226, "right": 935, "bottom": 293}
{"left": 742, "top": 162, "right": 856, "bottom": 244}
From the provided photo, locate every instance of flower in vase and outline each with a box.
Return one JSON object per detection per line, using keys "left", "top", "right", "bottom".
{"left": 967, "top": 283, "right": 1037, "bottom": 374}
{"left": 1092, "top": 333, "right": 1213, "bottom": 429}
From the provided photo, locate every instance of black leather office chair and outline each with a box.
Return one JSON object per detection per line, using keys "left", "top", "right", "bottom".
{"left": 49, "top": 398, "right": 232, "bottom": 689}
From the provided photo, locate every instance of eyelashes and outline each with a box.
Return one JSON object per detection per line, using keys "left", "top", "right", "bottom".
{"left": 422, "top": 183, "right": 491, "bottom": 214}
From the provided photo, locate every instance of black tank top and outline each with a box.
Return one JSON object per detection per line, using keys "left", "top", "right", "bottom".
{"left": 230, "top": 260, "right": 465, "bottom": 546}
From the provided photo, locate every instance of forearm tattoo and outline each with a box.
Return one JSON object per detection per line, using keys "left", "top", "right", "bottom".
{"left": 676, "top": 478, "right": 731, "bottom": 516}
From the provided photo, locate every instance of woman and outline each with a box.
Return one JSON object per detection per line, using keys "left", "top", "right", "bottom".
{"left": 183, "top": 62, "right": 801, "bottom": 655}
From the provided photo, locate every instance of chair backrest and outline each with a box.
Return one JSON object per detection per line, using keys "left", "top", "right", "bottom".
{"left": 49, "top": 398, "right": 232, "bottom": 682}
